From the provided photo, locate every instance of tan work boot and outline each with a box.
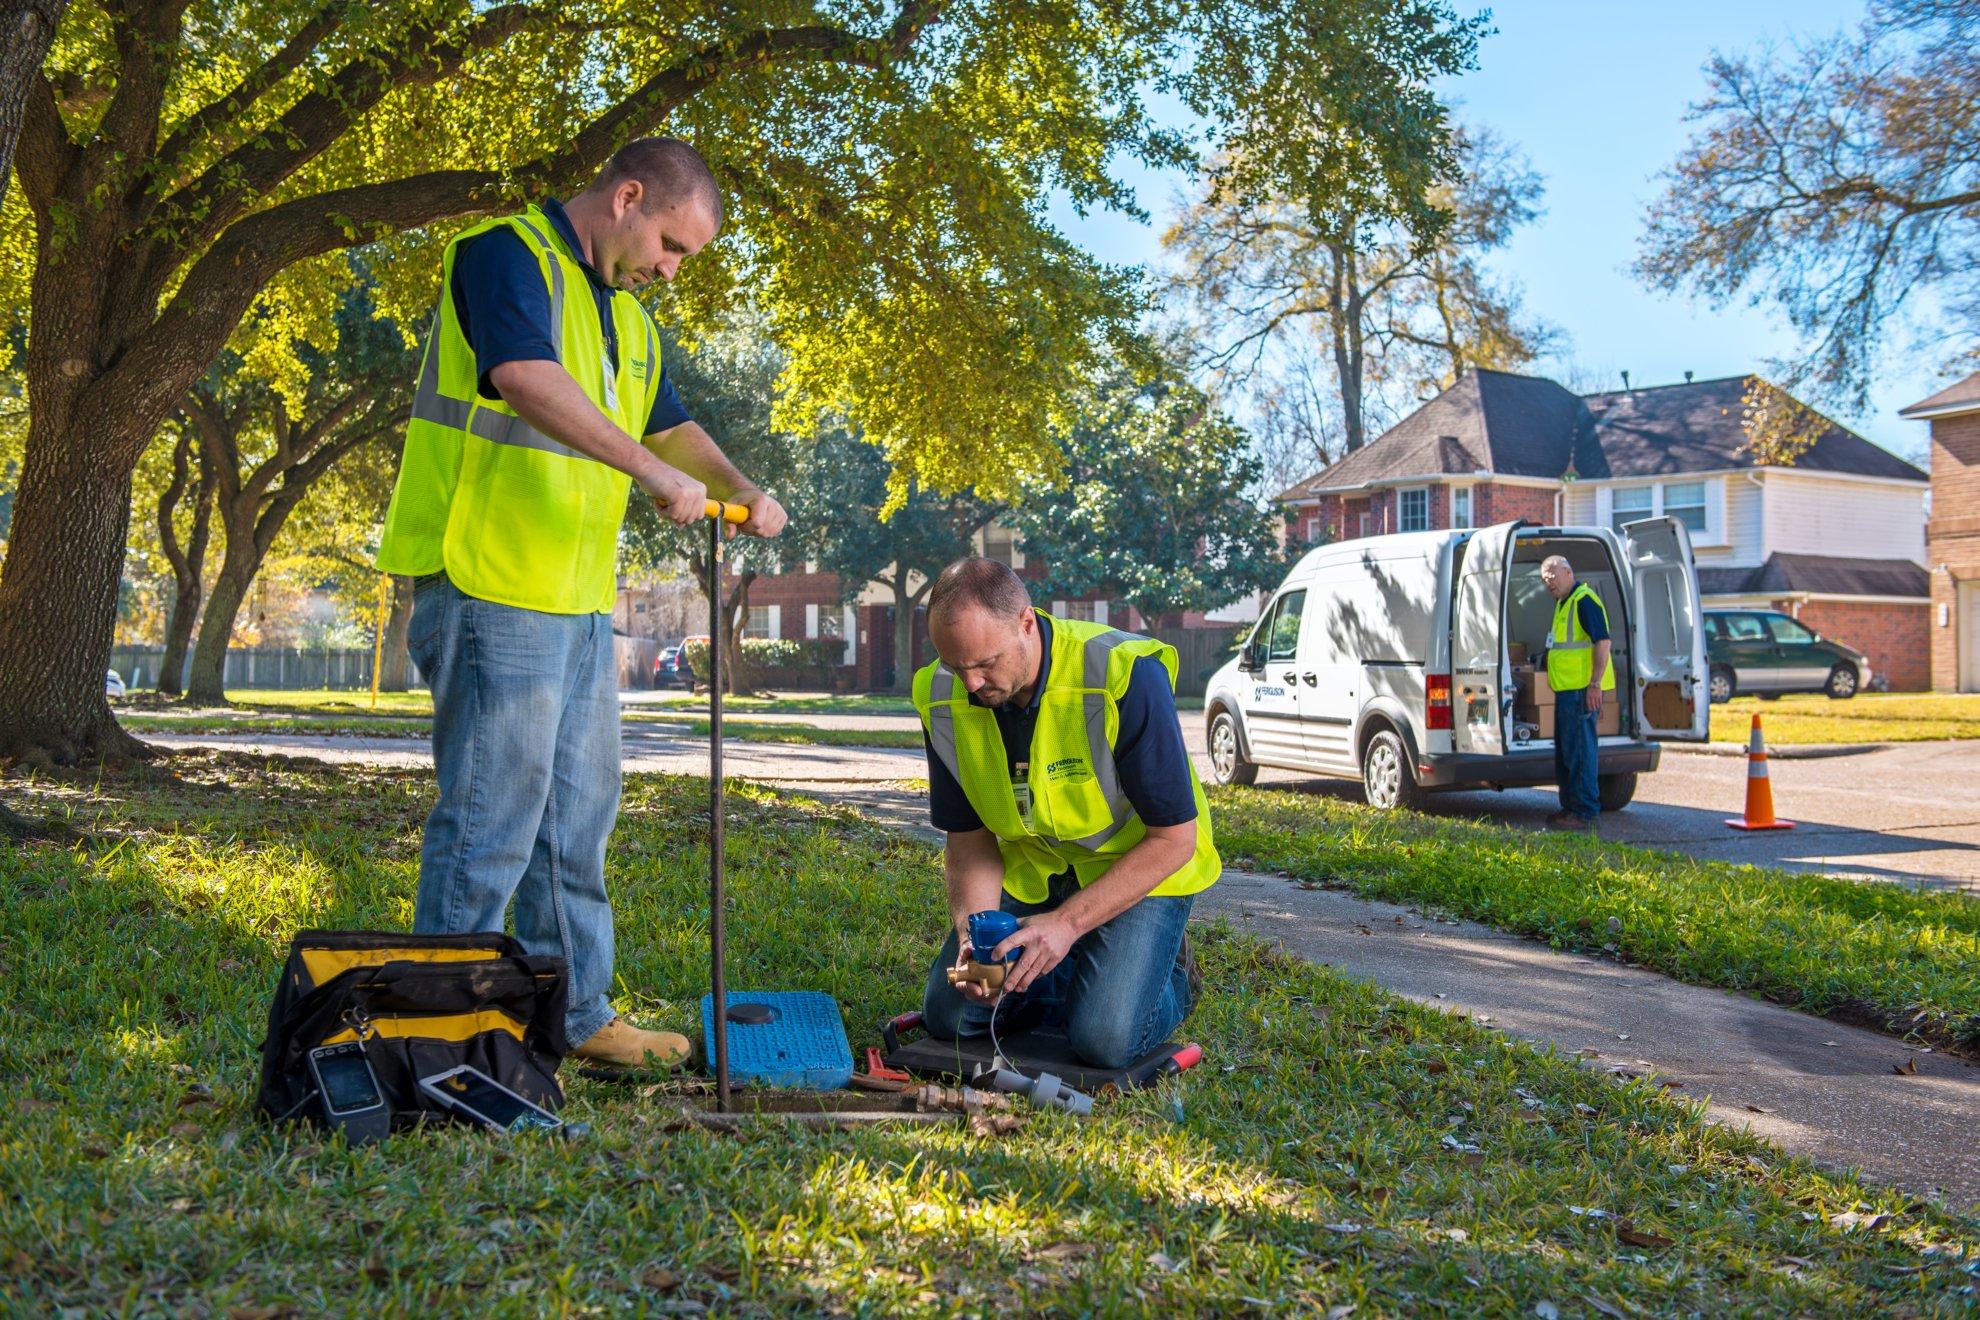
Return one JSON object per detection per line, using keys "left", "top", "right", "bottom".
{"left": 571, "top": 1017, "right": 691, "bottom": 1072}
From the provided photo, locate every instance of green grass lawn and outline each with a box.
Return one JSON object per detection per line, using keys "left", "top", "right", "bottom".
{"left": 218, "top": 688, "right": 436, "bottom": 716}
{"left": 1210, "top": 787, "right": 1980, "bottom": 1056}
{"left": 119, "top": 703, "right": 922, "bottom": 750}
{"left": 632, "top": 691, "right": 919, "bottom": 715}
{"left": 1712, "top": 692, "right": 1980, "bottom": 744}
{"left": 2, "top": 759, "right": 1975, "bottom": 1313}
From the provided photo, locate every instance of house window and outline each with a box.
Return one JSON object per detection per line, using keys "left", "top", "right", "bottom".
{"left": 747, "top": 605, "right": 772, "bottom": 637}
{"left": 982, "top": 520, "right": 1022, "bottom": 569}
{"left": 1063, "top": 600, "right": 1097, "bottom": 623}
{"left": 1663, "top": 481, "right": 1707, "bottom": 533}
{"left": 1399, "top": 487, "right": 1429, "bottom": 532}
{"left": 1451, "top": 487, "right": 1472, "bottom": 529}
{"left": 1609, "top": 485, "right": 1655, "bottom": 534}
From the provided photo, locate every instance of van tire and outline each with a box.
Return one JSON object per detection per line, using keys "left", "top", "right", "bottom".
{"left": 1598, "top": 771, "right": 1638, "bottom": 812}
{"left": 1708, "top": 666, "right": 1735, "bottom": 704}
{"left": 1360, "top": 726, "right": 1424, "bottom": 812}
{"left": 1207, "top": 710, "right": 1257, "bottom": 786}
{"left": 1825, "top": 664, "right": 1858, "bottom": 700}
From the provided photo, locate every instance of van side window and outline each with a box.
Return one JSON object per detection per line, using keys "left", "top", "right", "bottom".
{"left": 1268, "top": 590, "right": 1306, "bottom": 661}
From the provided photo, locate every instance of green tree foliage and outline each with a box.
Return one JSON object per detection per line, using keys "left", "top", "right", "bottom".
{"left": 621, "top": 312, "right": 803, "bottom": 693}
{"left": 2, "top": 0, "right": 1484, "bottom": 763}
{"left": 1007, "top": 366, "right": 1283, "bottom": 622}
{"left": 1166, "top": 125, "right": 1558, "bottom": 461}
{"left": 791, "top": 425, "right": 996, "bottom": 691}
{"left": 177, "top": 275, "right": 417, "bottom": 702}
{"left": 1636, "top": 0, "right": 1979, "bottom": 411}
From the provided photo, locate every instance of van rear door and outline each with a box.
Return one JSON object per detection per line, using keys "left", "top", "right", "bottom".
{"left": 1451, "top": 521, "right": 1522, "bottom": 756}
{"left": 1622, "top": 516, "right": 1709, "bottom": 740}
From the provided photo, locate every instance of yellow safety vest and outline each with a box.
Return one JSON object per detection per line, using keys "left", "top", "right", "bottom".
{"left": 1547, "top": 583, "right": 1616, "bottom": 693}
{"left": 913, "top": 613, "right": 1221, "bottom": 904}
{"left": 376, "top": 205, "right": 663, "bottom": 614}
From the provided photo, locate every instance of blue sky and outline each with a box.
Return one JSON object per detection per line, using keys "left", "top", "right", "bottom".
{"left": 1049, "top": 0, "right": 1947, "bottom": 462}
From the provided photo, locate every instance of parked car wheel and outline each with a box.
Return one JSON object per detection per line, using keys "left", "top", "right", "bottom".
{"left": 1708, "top": 665, "right": 1735, "bottom": 704}
{"left": 1758, "top": 692, "right": 1781, "bottom": 701}
{"left": 1206, "top": 710, "right": 1258, "bottom": 787}
{"left": 1359, "top": 726, "right": 1424, "bottom": 812}
{"left": 1598, "top": 771, "right": 1638, "bottom": 812}
{"left": 1824, "top": 663, "right": 1859, "bottom": 700}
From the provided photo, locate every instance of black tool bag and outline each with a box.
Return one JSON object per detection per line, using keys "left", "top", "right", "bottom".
{"left": 257, "top": 930, "right": 570, "bottom": 1135}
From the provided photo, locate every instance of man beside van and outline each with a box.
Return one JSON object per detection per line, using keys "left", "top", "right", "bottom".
{"left": 912, "top": 558, "right": 1216, "bottom": 1069}
{"left": 1540, "top": 555, "right": 1613, "bottom": 830}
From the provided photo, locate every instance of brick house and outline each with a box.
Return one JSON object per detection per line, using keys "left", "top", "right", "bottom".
{"left": 627, "top": 522, "right": 1148, "bottom": 691}
{"left": 1900, "top": 371, "right": 1980, "bottom": 691}
{"left": 1278, "top": 370, "right": 1933, "bottom": 689}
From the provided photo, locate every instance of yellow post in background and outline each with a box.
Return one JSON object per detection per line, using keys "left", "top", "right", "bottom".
{"left": 370, "top": 574, "right": 389, "bottom": 711}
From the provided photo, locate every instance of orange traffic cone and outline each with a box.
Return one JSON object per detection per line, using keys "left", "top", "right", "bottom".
{"left": 1726, "top": 714, "right": 1794, "bottom": 831}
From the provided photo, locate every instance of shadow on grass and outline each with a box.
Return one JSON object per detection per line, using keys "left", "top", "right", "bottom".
{"left": 0, "top": 756, "right": 1973, "bottom": 1313}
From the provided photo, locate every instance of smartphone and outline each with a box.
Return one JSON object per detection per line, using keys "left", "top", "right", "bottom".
{"left": 419, "top": 1064, "right": 565, "bottom": 1135}
{"left": 309, "top": 1042, "right": 385, "bottom": 1117}
{"left": 306, "top": 1042, "right": 390, "bottom": 1144}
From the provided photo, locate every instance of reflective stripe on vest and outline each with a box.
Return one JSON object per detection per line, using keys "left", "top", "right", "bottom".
{"left": 1547, "top": 583, "right": 1615, "bottom": 692}
{"left": 377, "top": 205, "right": 662, "bottom": 614}
{"left": 922, "top": 625, "right": 1139, "bottom": 851}
{"left": 915, "top": 613, "right": 1220, "bottom": 903}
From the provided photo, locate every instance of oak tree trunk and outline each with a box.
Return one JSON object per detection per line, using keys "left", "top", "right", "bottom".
{"left": 0, "top": 0, "right": 67, "bottom": 212}
{"left": 0, "top": 420, "right": 151, "bottom": 766}
{"left": 183, "top": 554, "right": 256, "bottom": 706}
{"left": 378, "top": 575, "right": 414, "bottom": 691}
{"left": 156, "top": 434, "right": 215, "bottom": 698}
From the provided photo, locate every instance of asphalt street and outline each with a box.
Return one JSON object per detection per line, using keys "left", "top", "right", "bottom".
{"left": 147, "top": 703, "right": 1980, "bottom": 892}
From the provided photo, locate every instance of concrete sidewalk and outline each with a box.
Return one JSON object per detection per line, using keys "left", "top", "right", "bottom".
{"left": 1195, "top": 868, "right": 1980, "bottom": 1213}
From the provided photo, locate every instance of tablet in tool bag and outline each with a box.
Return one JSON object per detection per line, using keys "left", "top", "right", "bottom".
{"left": 257, "top": 930, "right": 570, "bottom": 1142}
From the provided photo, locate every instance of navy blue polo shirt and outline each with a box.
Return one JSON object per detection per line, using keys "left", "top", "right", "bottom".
{"left": 1575, "top": 592, "right": 1610, "bottom": 644}
{"left": 924, "top": 615, "right": 1198, "bottom": 833}
{"left": 450, "top": 198, "right": 693, "bottom": 436}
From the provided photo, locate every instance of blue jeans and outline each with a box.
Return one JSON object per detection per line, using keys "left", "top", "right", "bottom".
{"left": 921, "top": 872, "right": 1196, "bottom": 1070}
{"left": 1554, "top": 687, "right": 1600, "bottom": 819}
{"left": 406, "top": 575, "right": 622, "bottom": 1047}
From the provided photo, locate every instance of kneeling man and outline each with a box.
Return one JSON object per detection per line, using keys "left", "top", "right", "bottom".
{"left": 913, "top": 558, "right": 1220, "bottom": 1069}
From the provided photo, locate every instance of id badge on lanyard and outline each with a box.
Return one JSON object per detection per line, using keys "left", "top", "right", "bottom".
{"left": 1012, "top": 761, "right": 1033, "bottom": 830}
{"left": 602, "top": 361, "right": 619, "bottom": 417}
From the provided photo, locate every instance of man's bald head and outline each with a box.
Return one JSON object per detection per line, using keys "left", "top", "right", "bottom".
{"left": 1540, "top": 555, "right": 1576, "bottom": 600}
{"left": 927, "top": 558, "right": 1040, "bottom": 708}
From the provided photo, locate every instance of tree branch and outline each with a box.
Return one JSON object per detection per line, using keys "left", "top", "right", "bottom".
{"left": 153, "top": 1, "right": 347, "bottom": 182}
{"left": 15, "top": 71, "right": 76, "bottom": 208}
{"left": 100, "top": 13, "right": 945, "bottom": 431}
{"left": 97, "top": 0, "right": 192, "bottom": 166}
{"left": 157, "top": 2, "right": 549, "bottom": 253}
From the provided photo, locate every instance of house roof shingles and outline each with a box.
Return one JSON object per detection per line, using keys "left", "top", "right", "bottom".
{"left": 1899, "top": 371, "right": 1980, "bottom": 418}
{"left": 1696, "top": 553, "right": 1929, "bottom": 600}
{"left": 1280, "top": 371, "right": 1926, "bottom": 500}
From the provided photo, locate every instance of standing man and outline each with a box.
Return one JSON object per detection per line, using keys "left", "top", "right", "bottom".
{"left": 1540, "top": 554, "right": 1612, "bottom": 830}
{"left": 913, "top": 559, "right": 1218, "bottom": 1070}
{"left": 377, "top": 138, "right": 786, "bottom": 1069}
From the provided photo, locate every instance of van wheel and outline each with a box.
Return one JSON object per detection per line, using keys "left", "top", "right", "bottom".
{"left": 1598, "top": 771, "right": 1638, "bottom": 812}
{"left": 1360, "top": 727, "right": 1424, "bottom": 812}
{"left": 1825, "top": 664, "right": 1858, "bottom": 700}
{"left": 1207, "top": 711, "right": 1257, "bottom": 786}
{"left": 1708, "top": 666, "right": 1735, "bottom": 704}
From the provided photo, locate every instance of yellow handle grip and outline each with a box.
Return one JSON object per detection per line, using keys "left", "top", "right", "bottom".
{"left": 705, "top": 500, "right": 750, "bottom": 525}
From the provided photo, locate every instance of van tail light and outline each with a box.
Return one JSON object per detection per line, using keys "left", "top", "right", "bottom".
{"left": 1426, "top": 673, "right": 1452, "bottom": 730}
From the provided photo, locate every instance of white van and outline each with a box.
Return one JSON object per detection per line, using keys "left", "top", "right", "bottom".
{"left": 1203, "top": 518, "right": 1709, "bottom": 809}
